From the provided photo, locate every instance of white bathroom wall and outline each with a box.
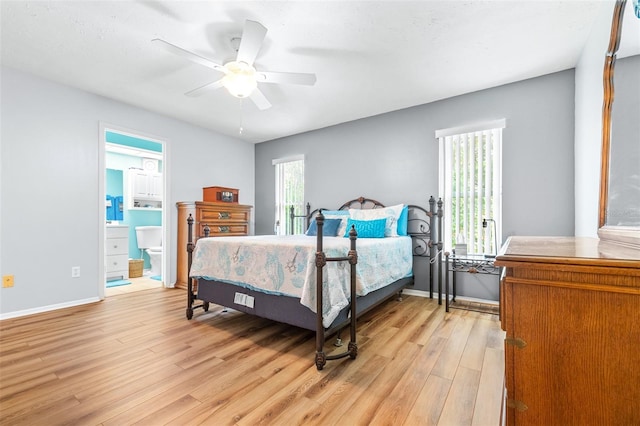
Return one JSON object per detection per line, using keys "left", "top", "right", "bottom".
{"left": 0, "top": 66, "right": 255, "bottom": 318}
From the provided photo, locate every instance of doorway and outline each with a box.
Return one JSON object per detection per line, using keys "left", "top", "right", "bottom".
{"left": 99, "top": 124, "right": 168, "bottom": 297}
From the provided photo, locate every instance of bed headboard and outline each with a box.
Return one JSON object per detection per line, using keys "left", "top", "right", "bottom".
{"left": 289, "top": 196, "right": 386, "bottom": 234}
{"left": 288, "top": 196, "right": 442, "bottom": 258}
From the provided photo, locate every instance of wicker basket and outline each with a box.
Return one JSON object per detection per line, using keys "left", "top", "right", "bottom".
{"left": 129, "top": 259, "right": 144, "bottom": 278}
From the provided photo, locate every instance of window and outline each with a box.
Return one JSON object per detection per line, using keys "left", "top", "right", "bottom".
{"left": 273, "top": 156, "right": 305, "bottom": 235}
{"left": 437, "top": 120, "right": 504, "bottom": 254}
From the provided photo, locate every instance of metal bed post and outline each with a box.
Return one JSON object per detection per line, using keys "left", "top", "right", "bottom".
{"left": 186, "top": 214, "right": 209, "bottom": 319}
{"left": 437, "top": 198, "right": 444, "bottom": 305}
{"left": 186, "top": 214, "right": 195, "bottom": 319}
{"left": 314, "top": 210, "right": 359, "bottom": 371}
{"left": 428, "top": 196, "right": 436, "bottom": 298}
{"left": 315, "top": 211, "right": 327, "bottom": 369}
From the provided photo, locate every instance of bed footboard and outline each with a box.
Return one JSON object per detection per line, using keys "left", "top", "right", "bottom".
{"left": 313, "top": 211, "right": 358, "bottom": 370}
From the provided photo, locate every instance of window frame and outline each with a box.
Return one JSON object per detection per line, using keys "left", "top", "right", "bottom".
{"left": 437, "top": 120, "right": 505, "bottom": 254}
{"left": 273, "top": 155, "right": 305, "bottom": 235}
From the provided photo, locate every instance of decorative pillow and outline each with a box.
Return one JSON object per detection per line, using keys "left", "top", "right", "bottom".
{"left": 321, "top": 210, "right": 350, "bottom": 237}
{"left": 305, "top": 218, "right": 342, "bottom": 236}
{"left": 397, "top": 205, "right": 409, "bottom": 236}
{"left": 349, "top": 204, "right": 405, "bottom": 237}
{"left": 343, "top": 218, "right": 387, "bottom": 238}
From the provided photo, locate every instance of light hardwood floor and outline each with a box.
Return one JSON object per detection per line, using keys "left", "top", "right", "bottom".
{"left": 0, "top": 288, "right": 505, "bottom": 425}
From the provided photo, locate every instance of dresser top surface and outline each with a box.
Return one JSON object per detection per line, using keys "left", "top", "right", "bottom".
{"left": 496, "top": 236, "right": 640, "bottom": 268}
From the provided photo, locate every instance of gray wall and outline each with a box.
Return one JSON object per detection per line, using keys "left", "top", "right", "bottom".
{"left": 256, "top": 70, "right": 576, "bottom": 298}
{"left": 0, "top": 66, "right": 255, "bottom": 317}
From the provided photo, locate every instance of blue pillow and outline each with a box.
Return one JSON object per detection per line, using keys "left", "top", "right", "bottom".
{"left": 343, "top": 218, "right": 387, "bottom": 238}
{"left": 306, "top": 218, "right": 342, "bottom": 236}
{"left": 397, "top": 205, "right": 409, "bottom": 236}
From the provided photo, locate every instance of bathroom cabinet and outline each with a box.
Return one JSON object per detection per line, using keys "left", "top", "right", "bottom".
{"left": 106, "top": 225, "right": 129, "bottom": 281}
{"left": 175, "top": 201, "right": 252, "bottom": 289}
{"left": 129, "top": 169, "right": 162, "bottom": 209}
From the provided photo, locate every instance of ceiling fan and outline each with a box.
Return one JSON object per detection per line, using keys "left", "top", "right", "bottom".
{"left": 152, "top": 19, "right": 317, "bottom": 110}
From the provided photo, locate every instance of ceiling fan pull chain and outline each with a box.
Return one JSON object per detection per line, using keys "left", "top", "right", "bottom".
{"left": 239, "top": 98, "right": 244, "bottom": 135}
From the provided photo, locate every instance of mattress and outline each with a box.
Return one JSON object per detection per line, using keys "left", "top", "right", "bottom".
{"left": 189, "top": 235, "right": 413, "bottom": 327}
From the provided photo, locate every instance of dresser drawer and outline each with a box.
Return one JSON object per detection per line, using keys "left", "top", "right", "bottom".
{"left": 106, "top": 254, "right": 129, "bottom": 273}
{"left": 106, "top": 238, "right": 128, "bottom": 255}
{"left": 198, "top": 208, "right": 250, "bottom": 223}
{"left": 199, "top": 223, "right": 249, "bottom": 237}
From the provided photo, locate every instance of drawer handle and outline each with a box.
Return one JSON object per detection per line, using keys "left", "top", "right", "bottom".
{"left": 505, "top": 337, "right": 527, "bottom": 349}
{"left": 112, "top": 244, "right": 118, "bottom": 249}
{"left": 218, "top": 212, "right": 230, "bottom": 219}
{"left": 218, "top": 226, "right": 230, "bottom": 233}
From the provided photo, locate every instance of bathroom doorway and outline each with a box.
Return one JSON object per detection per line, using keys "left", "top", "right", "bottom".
{"left": 100, "top": 124, "right": 168, "bottom": 297}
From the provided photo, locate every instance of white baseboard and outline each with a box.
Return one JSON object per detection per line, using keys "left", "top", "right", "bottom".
{"left": 0, "top": 297, "right": 101, "bottom": 321}
{"left": 402, "top": 288, "right": 498, "bottom": 305}
{"left": 402, "top": 289, "right": 433, "bottom": 298}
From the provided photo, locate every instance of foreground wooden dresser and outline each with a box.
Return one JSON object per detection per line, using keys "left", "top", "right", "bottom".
{"left": 175, "top": 201, "right": 252, "bottom": 289}
{"left": 495, "top": 237, "right": 640, "bottom": 425}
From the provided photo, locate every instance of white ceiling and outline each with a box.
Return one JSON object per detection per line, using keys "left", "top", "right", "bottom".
{"left": 0, "top": 1, "right": 612, "bottom": 143}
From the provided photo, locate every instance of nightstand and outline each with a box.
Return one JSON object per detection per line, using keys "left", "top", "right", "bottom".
{"left": 443, "top": 252, "right": 501, "bottom": 314}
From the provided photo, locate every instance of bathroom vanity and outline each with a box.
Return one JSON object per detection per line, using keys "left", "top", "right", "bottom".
{"left": 106, "top": 225, "right": 129, "bottom": 281}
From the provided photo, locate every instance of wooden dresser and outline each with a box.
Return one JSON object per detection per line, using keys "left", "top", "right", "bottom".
{"left": 495, "top": 237, "right": 640, "bottom": 425}
{"left": 175, "top": 201, "right": 252, "bottom": 289}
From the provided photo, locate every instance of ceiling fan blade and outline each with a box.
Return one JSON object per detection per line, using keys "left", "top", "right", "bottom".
{"left": 249, "top": 88, "right": 272, "bottom": 110}
{"left": 257, "top": 71, "right": 317, "bottom": 86}
{"left": 236, "top": 20, "right": 267, "bottom": 65}
{"left": 184, "top": 79, "right": 225, "bottom": 97}
{"left": 152, "top": 38, "right": 226, "bottom": 74}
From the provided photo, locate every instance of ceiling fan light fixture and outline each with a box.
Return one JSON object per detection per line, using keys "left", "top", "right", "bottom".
{"left": 222, "top": 60, "right": 257, "bottom": 98}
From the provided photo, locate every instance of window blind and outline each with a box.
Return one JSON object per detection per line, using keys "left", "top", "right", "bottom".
{"left": 438, "top": 125, "right": 503, "bottom": 254}
{"left": 274, "top": 157, "right": 305, "bottom": 235}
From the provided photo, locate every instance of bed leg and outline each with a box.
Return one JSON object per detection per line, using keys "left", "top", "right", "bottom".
{"left": 186, "top": 278, "right": 194, "bottom": 320}
{"left": 315, "top": 351, "right": 327, "bottom": 370}
{"left": 348, "top": 341, "right": 358, "bottom": 360}
{"left": 396, "top": 289, "right": 404, "bottom": 302}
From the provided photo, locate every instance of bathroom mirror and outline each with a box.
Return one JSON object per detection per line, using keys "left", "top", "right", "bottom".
{"left": 598, "top": 0, "right": 640, "bottom": 248}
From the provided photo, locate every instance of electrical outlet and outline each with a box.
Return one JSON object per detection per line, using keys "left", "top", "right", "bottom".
{"left": 71, "top": 267, "right": 81, "bottom": 278}
{"left": 3, "top": 275, "right": 14, "bottom": 288}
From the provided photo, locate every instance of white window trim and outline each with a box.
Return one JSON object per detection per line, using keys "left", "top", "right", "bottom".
{"left": 272, "top": 154, "right": 305, "bottom": 166}
{"left": 435, "top": 119, "right": 506, "bottom": 139}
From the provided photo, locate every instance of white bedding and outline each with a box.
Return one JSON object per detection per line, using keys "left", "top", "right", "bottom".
{"left": 189, "top": 235, "right": 413, "bottom": 327}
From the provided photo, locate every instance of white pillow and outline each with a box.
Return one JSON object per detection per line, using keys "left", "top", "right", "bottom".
{"left": 348, "top": 204, "right": 404, "bottom": 237}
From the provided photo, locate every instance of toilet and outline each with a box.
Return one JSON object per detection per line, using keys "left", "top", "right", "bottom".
{"left": 135, "top": 226, "right": 162, "bottom": 276}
